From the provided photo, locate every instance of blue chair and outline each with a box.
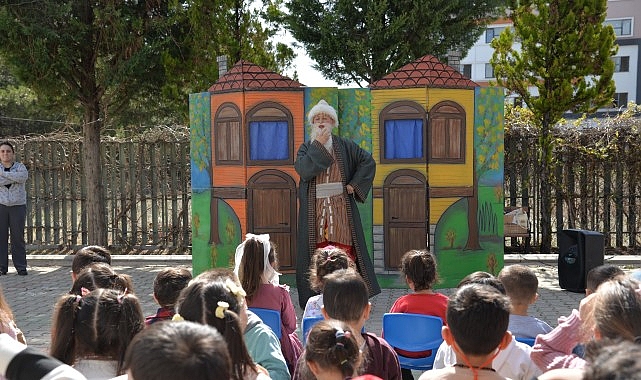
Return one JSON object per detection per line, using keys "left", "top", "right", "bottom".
{"left": 382, "top": 313, "right": 444, "bottom": 371}
{"left": 302, "top": 315, "right": 325, "bottom": 345}
{"left": 515, "top": 337, "right": 536, "bottom": 346}
{"left": 249, "top": 307, "right": 282, "bottom": 338}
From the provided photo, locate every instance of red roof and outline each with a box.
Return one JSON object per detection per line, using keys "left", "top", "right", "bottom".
{"left": 369, "top": 55, "right": 477, "bottom": 89}
{"left": 209, "top": 60, "right": 303, "bottom": 93}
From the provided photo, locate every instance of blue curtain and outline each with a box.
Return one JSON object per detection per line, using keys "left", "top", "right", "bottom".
{"left": 249, "top": 121, "right": 289, "bottom": 160}
{"left": 384, "top": 119, "right": 423, "bottom": 159}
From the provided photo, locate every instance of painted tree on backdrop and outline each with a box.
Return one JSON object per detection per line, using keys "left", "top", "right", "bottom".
{"left": 491, "top": 0, "right": 617, "bottom": 253}
{"left": 284, "top": 0, "right": 507, "bottom": 85}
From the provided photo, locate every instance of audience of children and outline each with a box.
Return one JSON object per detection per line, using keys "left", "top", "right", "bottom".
{"left": 433, "top": 271, "right": 541, "bottom": 380}
{"left": 419, "top": 283, "right": 513, "bottom": 380}
{"left": 49, "top": 288, "right": 145, "bottom": 379}
{"left": 299, "top": 320, "right": 362, "bottom": 380}
{"left": 196, "top": 269, "right": 290, "bottom": 380}
{"left": 235, "top": 233, "right": 303, "bottom": 374}
{"left": 145, "top": 268, "right": 192, "bottom": 325}
{"left": 386, "top": 249, "right": 448, "bottom": 380}
{"left": 123, "top": 321, "right": 232, "bottom": 380}
{"left": 303, "top": 246, "right": 355, "bottom": 319}
{"left": 531, "top": 276, "right": 641, "bottom": 372}
{"left": 497, "top": 264, "right": 552, "bottom": 339}
{"left": 175, "top": 276, "right": 271, "bottom": 380}
{"left": 293, "top": 268, "right": 402, "bottom": 380}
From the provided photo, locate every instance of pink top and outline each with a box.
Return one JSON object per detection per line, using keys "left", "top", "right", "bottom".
{"left": 531, "top": 309, "right": 587, "bottom": 371}
{"left": 247, "top": 283, "right": 302, "bottom": 373}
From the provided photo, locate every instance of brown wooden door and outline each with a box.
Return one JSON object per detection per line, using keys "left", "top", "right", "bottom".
{"left": 383, "top": 170, "right": 428, "bottom": 269}
{"left": 247, "top": 170, "right": 297, "bottom": 273}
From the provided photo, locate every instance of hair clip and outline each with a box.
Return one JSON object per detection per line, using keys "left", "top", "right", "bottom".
{"left": 80, "top": 287, "right": 91, "bottom": 297}
{"left": 117, "top": 289, "right": 128, "bottom": 304}
{"left": 172, "top": 313, "right": 185, "bottom": 322}
{"left": 215, "top": 301, "right": 229, "bottom": 319}
{"left": 225, "top": 279, "right": 247, "bottom": 299}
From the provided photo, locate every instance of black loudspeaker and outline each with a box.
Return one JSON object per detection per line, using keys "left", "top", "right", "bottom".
{"left": 558, "top": 229, "right": 605, "bottom": 292}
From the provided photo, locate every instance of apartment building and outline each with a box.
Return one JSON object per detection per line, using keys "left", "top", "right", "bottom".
{"left": 460, "top": 0, "right": 641, "bottom": 109}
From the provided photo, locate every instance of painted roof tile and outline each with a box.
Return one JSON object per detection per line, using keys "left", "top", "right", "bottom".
{"left": 209, "top": 60, "right": 303, "bottom": 93}
{"left": 370, "top": 55, "right": 477, "bottom": 89}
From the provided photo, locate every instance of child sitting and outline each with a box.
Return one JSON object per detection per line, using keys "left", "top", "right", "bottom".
{"left": 303, "top": 246, "right": 355, "bottom": 319}
{"left": 294, "top": 269, "right": 401, "bottom": 380}
{"left": 50, "top": 288, "right": 145, "bottom": 378}
{"left": 419, "top": 283, "right": 512, "bottom": 380}
{"left": 69, "top": 263, "right": 133, "bottom": 296}
{"left": 145, "top": 267, "right": 192, "bottom": 325}
{"left": 300, "top": 320, "right": 362, "bottom": 380}
{"left": 176, "top": 277, "right": 270, "bottom": 380}
{"left": 386, "top": 249, "right": 448, "bottom": 380}
{"left": 498, "top": 264, "right": 552, "bottom": 338}
{"left": 433, "top": 272, "right": 541, "bottom": 380}
{"left": 123, "top": 321, "right": 232, "bottom": 380}
{"left": 70, "top": 245, "right": 112, "bottom": 282}
{"left": 235, "top": 233, "right": 303, "bottom": 374}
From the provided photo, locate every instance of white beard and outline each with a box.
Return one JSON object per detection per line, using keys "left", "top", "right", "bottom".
{"left": 310, "top": 124, "right": 334, "bottom": 151}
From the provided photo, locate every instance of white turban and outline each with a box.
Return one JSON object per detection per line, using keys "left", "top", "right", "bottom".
{"left": 234, "top": 233, "right": 280, "bottom": 285}
{"left": 307, "top": 99, "right": 339, "bottom": 127}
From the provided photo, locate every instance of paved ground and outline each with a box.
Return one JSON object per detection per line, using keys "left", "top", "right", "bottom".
{"left": 1, "top": 253, "right": 639, "bottom": 355}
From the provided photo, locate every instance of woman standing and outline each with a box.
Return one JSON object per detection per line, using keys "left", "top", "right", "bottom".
{"left": 0, "top": 141, "right": 28, "bottom": 275}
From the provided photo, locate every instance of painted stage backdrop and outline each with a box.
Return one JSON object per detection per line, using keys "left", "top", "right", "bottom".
{"left": 190, "top": 55, "right": 504, "bottom": 289}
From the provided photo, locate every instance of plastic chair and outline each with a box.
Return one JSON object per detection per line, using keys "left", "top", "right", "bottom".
{"left": 515, "top": 337, "right": 536, "bottom": 346}
{"left": 302, "top": 315, "right": 325, "bottom": 345}
{"left": 248, "top": 307, "right": 282, "bottom": 338}
{"left": 382, "top": 313, "right": 444, "bottom": 371}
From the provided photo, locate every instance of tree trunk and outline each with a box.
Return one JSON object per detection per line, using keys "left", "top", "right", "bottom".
{"left": 464, "top": 178, "right": 482, "bottom": 250}
{"left": 83, "top": 104, "right": 107, "bottom": 245}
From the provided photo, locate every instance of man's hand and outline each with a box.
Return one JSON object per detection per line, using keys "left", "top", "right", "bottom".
{"left": 346, "top": 184, "right": 354, "bottom": 194}
{"left": 314, "top": 126, "right": 331, "bottom": 145}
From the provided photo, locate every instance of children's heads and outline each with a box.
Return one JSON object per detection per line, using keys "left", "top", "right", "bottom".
{"left": 586, "top": 264, "right": 625, "bottom": 295}
{"left": 124, "top": 321, "right": 232, "bottom": 380}
{"left": 498, "top": 264, "right": 539, "bottom": 306}
{"left": 70, "top": 263, "right": 133, "bottom": 295}
{"left": 591, "top": 277, "right": 641, "bottom": 342}
{"left": 400, "top": 249, "right": 438, "bottom": 291}
{"left": 176, "top": 278, "right": 254, "bottom": 380}
{"left": 50, "top": 288, "right": 144, "bottom": 374}
{"left": 322, "top": 269, "right": 368, "bottom": 323}
{"left": 153, "top": 268, "right": 192, "bottom": 310}
{"left": 234, "top": 233, "right": 278, "bottom": 301}
{"left": 309, "top": 246, "right": 354, "bottom": 292}
{"left": 71, "top": 245, "right": 112, "bottom": 277}
{"left": 303, "top": 320, "right": 361, "bottom": 379}
{"left": 445, "top": 283, "right": 511, "bottom": 357}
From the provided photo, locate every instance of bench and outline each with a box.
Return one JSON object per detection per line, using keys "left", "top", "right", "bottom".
{"left": 504, "top": 206, "right": 531, "bottom": 253}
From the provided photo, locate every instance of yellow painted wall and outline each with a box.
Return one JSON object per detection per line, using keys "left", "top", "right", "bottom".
{"left": 430, "top": 198, "right": 462, "bottom": 224}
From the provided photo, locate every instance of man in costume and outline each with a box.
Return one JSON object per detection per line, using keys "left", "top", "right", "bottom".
{"left": 294, "top": 99, "right": 380, "bottom": 308}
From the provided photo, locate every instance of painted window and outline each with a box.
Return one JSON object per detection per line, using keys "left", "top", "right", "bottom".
{"left": 429, "top": 101, "right": 466, "bottom": 163}
{"left": 379, "top": 101, "right": 426, "bottom": 163}
{"left": 214, "top": 103, "right": 242, "bottom": 165}
{"left": 247, "top": 102, "right": 293, "bottom": 165}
